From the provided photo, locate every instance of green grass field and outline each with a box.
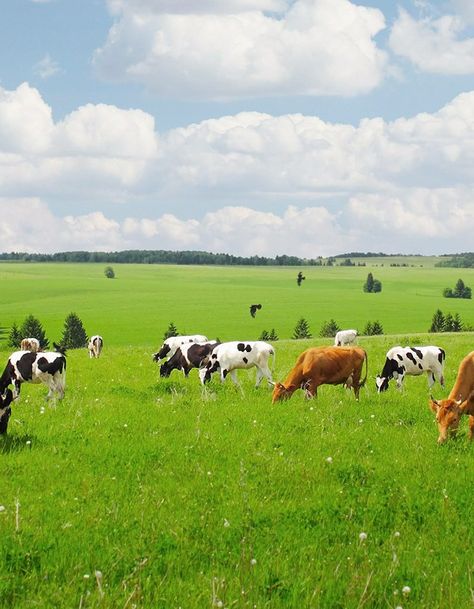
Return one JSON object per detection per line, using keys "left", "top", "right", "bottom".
{"left": 0, "top": 262, "right": 473, "bottom": 344}
{"left": 1, "top": 262, "right": 474, "bottom": 609}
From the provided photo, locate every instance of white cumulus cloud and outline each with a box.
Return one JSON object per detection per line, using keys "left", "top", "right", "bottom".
{"left": 94, "top": 0, "right": 387, "bottom": 99}
{"left": 390, "top": 8, "right": 474, "bottom": 74}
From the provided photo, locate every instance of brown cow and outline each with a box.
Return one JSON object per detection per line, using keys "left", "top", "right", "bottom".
{"left": 272, "top": 346, "right": 368, "bottom": 403}
{"left": 430, "top": 351, "right": 474, "bottom": 443}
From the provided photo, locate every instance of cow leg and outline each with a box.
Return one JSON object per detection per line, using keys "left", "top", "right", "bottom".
{"left": 228, "top": 370, "right": 240, "bottom": 387}
{"left": 303, "top": 379, "right": 317, "bottom": 399}
{"left": 395, "top": 375, "right": 404, "bottom": 391}
{"left": 427, "top": 371, "right": 435, "bottom": 389}
{"left": 13, "top": 381, "right": 21, "bottom": 400}
{"left": 468, "top": 416, "right": 474, "bottom": 441}
{"left": 255, "top": 367, "right": 264, "bottom": 388}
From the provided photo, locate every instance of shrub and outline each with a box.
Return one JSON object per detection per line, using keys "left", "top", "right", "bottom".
{"left": 104, "top": 266, "right": 115, "bottom": 279}
{"left": 443, "top": 279, "right": 471, "bottom": 299}
{"left": 19, "top": 315, "right": 49, "bottom": 349}
{"left": 259, "top": 330, "right": 270, "bottom": 341}
{"left": 363, "top": 272, "right": 382, "bottom": 293}
{"left": 61, "top": 313, "right": 88, "bottom": 349}
{"left": 319, "top": 319, "right": 340, "bottom": 338}
{"left": 163, "top": 322, "right": 179, "bottom": 340}
{"left": 292, "top": 318, "right": 312, "bottom": 340}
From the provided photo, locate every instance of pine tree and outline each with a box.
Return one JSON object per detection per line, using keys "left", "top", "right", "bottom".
{"left": 163, "top": 322, "right": 179, "bottom": 340}
{"left": 429, "top": 309, "right": 445, "bottom": 333}
{"left": 363, "top": 272, "right": 374, "bottom": 293}
{"left": 444, "top": 313, "right": 454, "bottom": 332}
{"left": 292, "top": 318, "right": 312, "bottom": 339}
{"left": 372, "top": 279, "right": 382, "bottom": 293}
{"left": 452, "top": 313, "right": 463, "bottom": 332}
{"left": 259, "top": 330, "right": 270, "bottom": 341}
{"left": 7, "top": 322, "right": 22, "bottom": 349}
{"left": 61, "top": 312, "right": 88, "bottom": 348}
{"left": 19, "top": 315, "right": 49, "bottom": 349}
{"left": 370, "top": 321, "right": 384, "bottom": 335}
{"left": 319, "top": 319, "right": 340, "bottom": 338}
{"left": 268, "top": 328, "right": 279, "bottom": 341}
{"left": 454, "top": 279, "right": 465, "bottom": 297}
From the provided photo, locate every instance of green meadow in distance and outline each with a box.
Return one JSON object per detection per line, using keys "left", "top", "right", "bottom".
{"left": 0, "top": 261, "right": 472, "bottom": 346}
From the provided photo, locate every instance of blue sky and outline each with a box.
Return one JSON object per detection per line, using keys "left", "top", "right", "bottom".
{"left": 0, "top": 0, "right": 473, "bottom": 256}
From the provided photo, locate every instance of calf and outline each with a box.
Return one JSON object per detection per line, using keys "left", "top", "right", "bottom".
{"left": 376, "top": 346, "right": 445, "bottom": 392}
{"left": 430, "top": 351, "right": 474, "bottom": 443}
{"left": 88, "top": 335, "right": 104, "bottom": 358}
{"left": 153, "top": 334, "right": 208, "bottom": 362}
{"left": 272, "top": 346, "right": 367, "bottom": 402}
{"left": 199, "top": 341, "right": 274, "bottom": 387}
{"left": 160, "top": 341, "right": 219, "bottom": 378}
{"left": 334, "top": 329, "right": 357, "bottom": 347}
{"left": 0, "top": 389, "right": 14, "bottom": 434}
{"left": 20, "top": 338, "right": 40, "bottom": 352}
{"left": 0, "top": 350, "right": 67, "bottom": 400}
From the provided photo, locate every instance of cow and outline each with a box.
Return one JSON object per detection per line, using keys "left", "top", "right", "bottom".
{"left": 199, "top": 341, "right": 274, "bottom": 387}
{"left": 376, "top": 346, "right": 445, "bottom": 392}
{"left": 0, "top": 389, "right": 14, "bottom": 434}
{"left": 88, "top": 335, "right": 103, "bottom": 359}
{"left": 272, "top": 346, "right": 367, "bottom": 403}
{"left": 0, "top": 350, "right": 67, "bottom": 400}
{"left": 430, "top": 351, "right": 474, "bottom": 444}
{"left": 153, "top": 335, "right": 208, "bottom": 363}
{"left": 334, "top": 329, "right": 357, "bottom": 347}
{"left": 160, "top": 341, "right": 219, "bottom": 378}
{"left": 20, "top": 338, "right": 40, "bottom": 352}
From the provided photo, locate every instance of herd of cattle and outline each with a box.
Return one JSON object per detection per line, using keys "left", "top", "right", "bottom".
{"left": 0, "top": 329, "right": 473, "bottom": 444}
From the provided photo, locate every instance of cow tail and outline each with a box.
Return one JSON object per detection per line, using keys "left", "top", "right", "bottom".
{"left": 360, "top": 351, "right": 368, "bottom": 388}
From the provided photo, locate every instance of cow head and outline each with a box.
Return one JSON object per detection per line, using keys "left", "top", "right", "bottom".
{"left": 375, "top": 376, "right": 389, "bottom": 393}
{"left": 429, "top": 397, "right": 464, "bottom": 444}
{"left": 199, "top": 360, "right": 219, "bottom": 384}
{"left": 159, "top": 361, "right": 172, "bottom": 378}
{"left": 0, "top": 389, "right": 14, "bottom": 434}
{"left": 271, "top": 382, "right": 294, "bottom": 403}
{"left": 153, "top": 344, "right": 170, "bottom": 362}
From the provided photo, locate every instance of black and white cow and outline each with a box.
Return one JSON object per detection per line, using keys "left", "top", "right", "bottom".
{"left": 0, "top": 389, "right": 14, "bottom": 434}
{"left": 160, "top": 341, "right": 219, "bottom": 378}
{"left": 153, "top": 334, "right": 208, "bottom": 362}
{"left": 376, "top": 346, "right": 445, "bottom": 392}
{"left": 0, "top": 350, "right": 67, "bottom": 400}
{"left": 199, "top": 341, "right": 275, "bottom": 387}
{"left": 88, "top": 335, "right": 103, "bottom": 358}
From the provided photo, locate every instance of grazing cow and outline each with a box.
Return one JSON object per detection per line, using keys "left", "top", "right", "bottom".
{"left": 160, "top": 341, "right": 219, "bottom": 378}
{"left": 153, "top": 334, "right": 208, "bottom": 362}
{"left": 199, "top": 341, "right": 274, "bottom": 387}
{"left": 0, "top": 389, "right": 14, "bottom": 434}
{"left": 20, "top": 338, "right": 40, "bottom": 352}
{"left": 430, "top": 351, "right": 474, "bottom": 443}
{"left": 88, "top": 335, "right": 104, "bottom": 359}
{"left": 334, "top": 329, "right": 357, "bottom": 347}
{"left": 0, "top": 350, "right": 67, "bottom": 400}
{"left": 272, "top": 346, "right": 367, "bottom": 402}
{"left": 376, "top": 346, "right": 445, "bottom": 392}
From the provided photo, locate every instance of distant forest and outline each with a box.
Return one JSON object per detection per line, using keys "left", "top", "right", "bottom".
{"left": 0, "top": 250, "right": 472, "bottom": 267}
{"left": 435, "top": 253, "right": 474, "bottom": 268}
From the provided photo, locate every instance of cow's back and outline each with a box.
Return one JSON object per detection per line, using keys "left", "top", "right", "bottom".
{"left": 304, "top": 347, "right": 365, "bottom": 384}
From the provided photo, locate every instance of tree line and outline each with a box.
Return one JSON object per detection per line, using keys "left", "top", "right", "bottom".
{"left": 0, "top": 250, "right": 326, "bottom": 266}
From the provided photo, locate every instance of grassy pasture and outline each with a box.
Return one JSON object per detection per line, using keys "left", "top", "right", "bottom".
{"left": 0, "top": 262, "right": 474, "bottom": 608}
{"left": 0, "top": 262, "right": 472, "bottom": 344}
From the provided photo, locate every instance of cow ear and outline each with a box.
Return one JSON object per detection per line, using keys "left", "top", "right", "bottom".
{"left": 429, "top": 396, "right": 440, "bottom": 413}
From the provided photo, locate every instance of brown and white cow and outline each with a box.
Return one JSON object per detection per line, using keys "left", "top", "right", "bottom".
{"left": 430, "top": 351, "right": 474, "bottom": 444}
{"left": 272, "top": 346, "right": 367, "bottom": 403}
{"left": 20, "top": 338, "right": 40, "bottom": 352}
